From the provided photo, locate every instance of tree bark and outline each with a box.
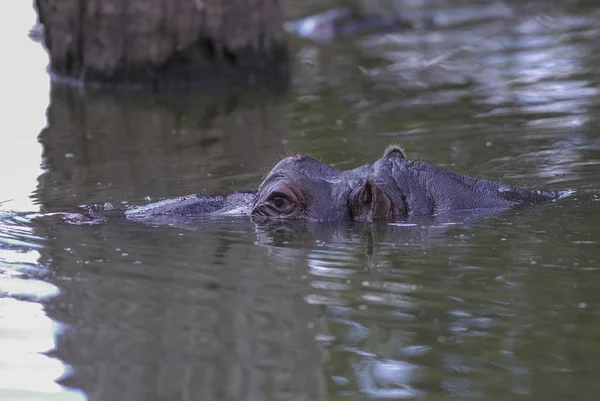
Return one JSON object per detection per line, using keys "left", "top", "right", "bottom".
{"left": 35, "top": 0, "right": 289, "bottom": 89}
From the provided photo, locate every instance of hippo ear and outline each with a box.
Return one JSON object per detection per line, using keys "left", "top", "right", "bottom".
{"left": 383, "top": 144, "right": 406, "bottom": 160}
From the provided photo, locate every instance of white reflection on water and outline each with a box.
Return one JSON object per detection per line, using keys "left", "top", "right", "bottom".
{"left": 0, "top": 3, "right": 80, "bottom": 398}
{"left": 354, "top": 358, "right": 422, "bottom": 399}
{"left": 0, "top": 227, "right": 85, "bottom": 401}
{"left": 0, "top": 296, "right": 85, "bottom": 401}
{"left": 0, "top": 1, "right": 50, "bottom": 212}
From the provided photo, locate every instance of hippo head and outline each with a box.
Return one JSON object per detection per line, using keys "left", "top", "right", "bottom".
{"left": 252, "top": 146, "right": 412, "bottom": 221}
{"left": 251, "top": 145, "right": 558, "bottom": 221}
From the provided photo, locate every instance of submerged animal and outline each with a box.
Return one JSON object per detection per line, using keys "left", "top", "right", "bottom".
{"left": 74, "top": 145, "right": 562, "bottom": 224}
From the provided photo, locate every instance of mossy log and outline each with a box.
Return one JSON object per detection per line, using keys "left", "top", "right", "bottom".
{"left": 34, "top": 0, "right": 289, "bottom": 89}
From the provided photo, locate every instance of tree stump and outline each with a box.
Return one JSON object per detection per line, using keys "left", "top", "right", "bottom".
{"left": 34, "top": 0, "right": 289, "bottom": 89}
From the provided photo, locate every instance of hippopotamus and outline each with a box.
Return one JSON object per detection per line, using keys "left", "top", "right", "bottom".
{"left": 74, "top": 145, "right": 562, "bottom": 224}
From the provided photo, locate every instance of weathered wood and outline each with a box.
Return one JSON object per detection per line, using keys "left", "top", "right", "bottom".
{"left": 34, "top": 0, "right": 289, "bottom": 88}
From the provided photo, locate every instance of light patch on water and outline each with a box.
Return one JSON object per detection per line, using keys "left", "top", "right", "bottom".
{"left": 304, "top": 293, "right": 346, "bottom": 306}
{"left": 285, "top": 9, "right": 350, "bottom": 42}
{"left": 0, "top": 2, "right": 49, "bottom": 213}
{"left": 0, "top": 277, "right": 59, "bottom": 300}
{"left": 0, "top": 248, "right": 40, "bottom": 267}
{"left": 556, "top": 189, "right": 576, "bottom": 199}
{"left": 1, "top": 217, "right": 82, "bottom": 400}
{"left": 399, "top": 345, "right": 431, "bottom": 357}
{"left": 0, "top": 298, "right": 86, "bottom": 401}
{"left": 361, "top": 292, "right": 414, "bottom": 309}
{"left": 0, "top": 237, "right": 44, "bottom": 249}
{"left": 0, "top": 219, "right": 45, "bottom": 250}
{"left": 353, "top": 358, "right": 422, "bottom": 399}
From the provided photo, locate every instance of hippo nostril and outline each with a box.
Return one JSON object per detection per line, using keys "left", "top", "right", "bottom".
{"left": 349, "top": 179, "right": 397, "bottom": 221}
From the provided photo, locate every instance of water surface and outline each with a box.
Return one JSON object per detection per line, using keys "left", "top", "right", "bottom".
{"left": 2, "top": 1, "right": 600, "bottom": 400}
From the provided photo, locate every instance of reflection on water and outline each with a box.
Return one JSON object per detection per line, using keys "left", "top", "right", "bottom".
{"left": 34, "top": 218, "right": 327, "bottom": 400}
{"left": 0, "top": 4, "right": 66, "bottom": 399}
{"left": 0, "top": 216, "right": 84, "bottom": 401}
{"left": 2, "top": 0, "right": 600, "bottom": 400}
{"left": 36, "top": 85, "right": 289, "bottom": 210}
{"left": 297, "top": 201, "right": 600, "bottom": 399}
{"left": 0, "top": 1, "right": 49, "bottom": 212}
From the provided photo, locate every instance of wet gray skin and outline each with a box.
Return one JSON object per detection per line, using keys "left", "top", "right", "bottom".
{"left": 109, "top": 145, "right": 561, "bottom": 224}
{"left": 250, "top": 145, "right": 561, "bottom": 221}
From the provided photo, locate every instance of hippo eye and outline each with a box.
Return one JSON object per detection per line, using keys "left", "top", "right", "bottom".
{"left": 252, "top": 188, "right": 302, "bottom": 219}
{"left": 268, "top": 193, "right": 293, "bottom": 211}
{"left": 272, "top": 196, "right": 288, "bottom": 208}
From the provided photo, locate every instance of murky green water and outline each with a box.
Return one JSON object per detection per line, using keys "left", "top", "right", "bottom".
{"left": 2, "top": 1, "right": 600, "bottom": 400}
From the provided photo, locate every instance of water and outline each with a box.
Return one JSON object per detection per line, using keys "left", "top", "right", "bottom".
{"left": 2, "top": 1, "right": 600, "bottom": 400}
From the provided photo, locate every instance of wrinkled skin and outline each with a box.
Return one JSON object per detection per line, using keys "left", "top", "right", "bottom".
{"left": 250, "top": 146, "right": 560, "bottom": 221}
{"left": 75, "top": 146, "right": 562, "bottom": 224}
